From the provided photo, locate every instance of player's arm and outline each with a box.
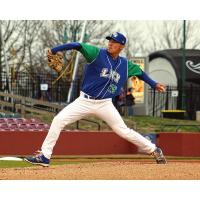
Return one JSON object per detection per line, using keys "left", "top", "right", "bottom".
{"left": 128, "top": 60, "right": 166, "bottom": 92}
{"left": 137, "top": 71, "right": 157, "bottom": 88}
{"left": 138, "top": 71, "right": 166, "bottom": 92}
{"left": 51, "top": 42, "right": 82, "bottom": 53}
{"left": 51, "top": 42, "right": 100, "bottom": 63}
{"left": 79, "top": 43, "right": 100, "bottom": 63}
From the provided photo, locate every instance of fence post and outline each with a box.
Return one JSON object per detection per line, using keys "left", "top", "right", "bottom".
{"left": 21, "top": 98, "right": 25, "bottom": 117}
{"left": 165, "top": 86, "right": 169, "bottom": 110}
{"left": 152, "top": 89, "right": 156, "bottom": 117}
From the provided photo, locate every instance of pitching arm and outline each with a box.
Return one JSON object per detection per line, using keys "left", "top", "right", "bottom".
{"left": 138, "top": 71, "right": 166, "bottom": 92}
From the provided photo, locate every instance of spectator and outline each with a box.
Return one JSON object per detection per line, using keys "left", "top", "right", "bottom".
{"left": 113, "top": 87, "right": 126, "bottom": 114}
{"left": 125, "top": 87, "right": 135, "bottom": 115}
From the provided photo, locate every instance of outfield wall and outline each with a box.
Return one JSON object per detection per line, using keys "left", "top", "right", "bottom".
{"left": 0, "top": 131, "right": 137, "bottom": 155}
{"left": 157, "top": 132, "right": 200, "bottom": 156}
{"left": 0, "top": 131, "right": 200, "bottom": 156}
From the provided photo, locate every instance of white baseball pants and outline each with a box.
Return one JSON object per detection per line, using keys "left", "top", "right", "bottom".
{"left": 41, "top": 92, "right": 156, "bottom": 159}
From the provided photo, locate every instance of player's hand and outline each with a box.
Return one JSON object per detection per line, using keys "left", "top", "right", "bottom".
{"left": 155, "top": 83, "right": 166, "bottom": 92}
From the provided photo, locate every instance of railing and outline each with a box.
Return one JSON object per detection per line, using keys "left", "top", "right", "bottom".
{"left": 0, "top": 91, "right": 65, "bottom": 117}
{"left": 0, "top": 91, "right": 102, "bottom": 130}
{"left": 0, "top": 71, "right": 81, "bottom": 103}
{"left": 1, "top": 71, "right": 200, "bottom": 120}
{"left": 76, "top": 119, "right": 101, "bottom": 131}
{"left": 148, "top": 86, "right": 179, "bottom": 117}
{"left": 148, "top": 85, "right": 200, "bottom": 120}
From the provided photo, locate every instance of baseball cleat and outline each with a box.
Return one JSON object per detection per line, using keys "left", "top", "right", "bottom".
{"left": 24, "top": 152, "right": 50, "bottom": 167}
{"left": 151, "top": 147, "right": 167, "bottom": 164}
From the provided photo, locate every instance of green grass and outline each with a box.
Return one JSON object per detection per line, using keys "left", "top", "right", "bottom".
{"left": 1, "top": 156, "right": 200, "bottom": 168}
{"left": 0, "top": 160, "right": 81, "bottom": 168}
{"left": 28, "top": 113, "right": 200, "bottom": 133}
{"left": 124, "top": 116, "right": 200, "bottom": 133}
{"left": 0, "top": 159, "right": 118, "bottom": 168}
{"left": 0, "top": 161, "right": 31, "bottom": 168}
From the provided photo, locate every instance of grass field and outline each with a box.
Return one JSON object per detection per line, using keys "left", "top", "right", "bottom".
{"left": 0, "top": 155, "right": 156, "bottom": 168}
{"left": 0, "top": 156, "right": 142, "bottom": 168}
{"left": 0, "top": 160, "right": 73, "bottom": 168}
{"left": 31, "top": 114, "right": 200, "bottom": 133}
{"left": 1, "top": 155, "right": 200, "bottom": 168}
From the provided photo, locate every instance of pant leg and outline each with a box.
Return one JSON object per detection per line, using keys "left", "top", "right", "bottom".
{"left": 95, "top": 100, "right": 156, "bottom": 154}
{"left": 41, "top": 97, "right": 92, "bottom": 158}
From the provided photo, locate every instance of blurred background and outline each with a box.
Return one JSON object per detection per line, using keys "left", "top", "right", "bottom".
{"left": 0, "top": 20, "right": 200, "bottom": 120}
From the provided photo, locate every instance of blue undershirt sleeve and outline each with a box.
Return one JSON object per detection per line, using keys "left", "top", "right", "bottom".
{"left": 137, "top": 71, "right": 157, "bottom": 88}
{"left": 51, "top": 42, "right": 81, "bottom": 54}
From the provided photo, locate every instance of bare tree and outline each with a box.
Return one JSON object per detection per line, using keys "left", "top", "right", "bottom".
{"left": 120, "top": 21, "right": 148, "bottom": 59}
{"left": 1, "top": 20, "right": 116, "bottom": 77}
{"left": 41, "top": 20, "right": 115, "bottom": 46}
{"left": 185, "top": 20, "right": 200, "bottom": 49}
{"left": 143, "top": 20, "right": 200, "bottom": 55}
{"left": 117, "top": 20, "right": 200, "bottom": 58}
{"left": 0, "top": 20, "right": 27, "bottom": 90}
{"left": 20, "top": 20, "right": 44, "bottom": 74}
{"left": 40, "top": 20, "right": 116, "bottom": 77}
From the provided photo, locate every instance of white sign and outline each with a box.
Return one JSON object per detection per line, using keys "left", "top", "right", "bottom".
{"left": 40, "top": 84, "right": 48, "bottom": 91}
{"left": 171, "top": 90, "right": 179, "bottom": 97}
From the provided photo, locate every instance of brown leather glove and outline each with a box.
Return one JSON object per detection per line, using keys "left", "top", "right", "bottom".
{"left": 47, "top": 49, "right": 64, "bottom": 73}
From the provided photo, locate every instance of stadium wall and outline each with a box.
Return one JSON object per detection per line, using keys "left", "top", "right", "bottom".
{"left": 0, "top": 131, "right": 137, "bottom": 155}
{"left": 157, "top": 132, "right": 200, "bottom": 156}
{"left": 0, "top": 131, "right": 200, "bottom": 156}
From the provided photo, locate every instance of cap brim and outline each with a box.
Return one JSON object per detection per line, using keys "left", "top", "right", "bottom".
{"left": 106, "top": 36, "right": 125, "bottom": 45}
{"left": 106, "top": 36, "right": 112, "bottom": 40}
{"left": 106, "top": 36, "right": 120, "bottom": 43}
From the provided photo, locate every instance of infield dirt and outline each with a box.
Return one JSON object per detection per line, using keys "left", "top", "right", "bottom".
{"left": 1, "top": 160, "right": 200, "bottom": 180}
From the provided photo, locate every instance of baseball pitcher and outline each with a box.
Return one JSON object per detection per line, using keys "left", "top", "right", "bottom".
{"left": 24, "top": 32, "right": 167, "bottom": 166}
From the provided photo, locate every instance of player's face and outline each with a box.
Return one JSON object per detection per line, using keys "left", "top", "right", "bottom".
{"left": 107, "top": 39, "right": 124, "bottom": 57}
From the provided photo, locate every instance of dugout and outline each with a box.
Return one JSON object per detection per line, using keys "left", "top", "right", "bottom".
{"left": 149, "top": 49, "right": 200, "bottom": 119}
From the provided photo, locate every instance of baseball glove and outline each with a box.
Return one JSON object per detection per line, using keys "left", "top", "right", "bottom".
{"left": 47, "top": 49, "right": 64, "bottom": 73}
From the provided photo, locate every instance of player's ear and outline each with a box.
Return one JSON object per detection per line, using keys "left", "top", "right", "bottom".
{"left": 120, "top": 45, "right": 125, "bottom": 50}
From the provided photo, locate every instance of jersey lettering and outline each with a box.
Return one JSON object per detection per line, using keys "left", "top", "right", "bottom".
{"left": 100, "top": 68, "right": 120, "bottom": 83}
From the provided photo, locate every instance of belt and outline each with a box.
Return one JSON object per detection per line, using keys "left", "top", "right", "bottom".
{"left": 83, "top": 94, "right": 98, "bottom": 100}
{"left": 81, "top": 92, "right": 111, "bottom": 101}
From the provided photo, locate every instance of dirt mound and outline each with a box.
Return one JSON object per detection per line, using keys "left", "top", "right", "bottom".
{"left": 1, "top": 160, "right": 200, "bottom": 180}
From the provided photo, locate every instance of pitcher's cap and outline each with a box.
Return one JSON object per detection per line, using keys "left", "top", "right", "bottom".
{"left": 106, "top": 32, "right": 126, "bottom": 45}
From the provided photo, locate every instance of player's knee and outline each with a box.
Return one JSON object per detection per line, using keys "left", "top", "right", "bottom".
{"left": 52, "top": 115, "right": 63, "bottom": 125}
{"left": 111, "top": 124, "right": 130, "bottom": 134}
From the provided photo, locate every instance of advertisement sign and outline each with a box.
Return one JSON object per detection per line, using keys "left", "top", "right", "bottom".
{"left": 127, "top": 57, "right": 145, "bottom": 104}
